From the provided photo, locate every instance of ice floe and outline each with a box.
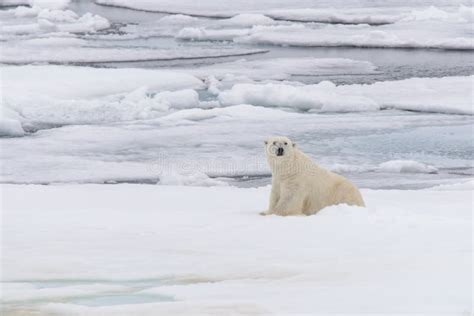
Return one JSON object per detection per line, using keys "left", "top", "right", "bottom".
{"left": 168, "top": 6, "right": 474, "bottom": 50}
{"left": 0, "top": 65, "right": 204, "bottom": 135}
{"left": 94, "top": 0, "right": 470, "bottom": 22}
{"left": 1, "top": 6, "right": 110, "bottom": 39}
{"left": 158, "top": 170, "right": 228, "bottom": 186}
{"left": 173, "top": 57, "right": 377, "bottom": 83}
{"left": 234, "top": 22, "right": 474, "bottom": 50}
{"left": 1, "top": 65, "right": 204, "bottom": 99}
{"left": 1, "top": 43, "right": 267, "bottom": 64}
{"left": 429, "top": 179, "right": 474, "bottom": 190}
{"left": 219, "top": 76, "right": 474, "bottom": 114}
{"left": 378, "top": 160, "right": 438, "bottom": 174}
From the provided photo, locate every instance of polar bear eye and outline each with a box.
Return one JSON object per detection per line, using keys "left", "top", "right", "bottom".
{"left": 284, "top": 142, "right": 288, "bottom": 145}
{"left": 273, "top": 141, "right": 276, "bottom": 145}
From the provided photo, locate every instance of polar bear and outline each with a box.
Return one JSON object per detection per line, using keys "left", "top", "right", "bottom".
{"left": 261, "top": 136, "right": 365, "bottom": 216}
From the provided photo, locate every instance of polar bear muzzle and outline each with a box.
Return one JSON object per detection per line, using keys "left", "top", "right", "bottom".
{"left": 264, "top": 136, "right": 295, "bottom": 158}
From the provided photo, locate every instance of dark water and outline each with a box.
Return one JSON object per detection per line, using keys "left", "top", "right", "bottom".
{"left": 69, "top": 0, "right": 474, "bottom": 85}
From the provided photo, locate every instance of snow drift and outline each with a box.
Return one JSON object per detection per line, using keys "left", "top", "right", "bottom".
{"left": 219, "top": 76, "right": 474, "bottom": 115}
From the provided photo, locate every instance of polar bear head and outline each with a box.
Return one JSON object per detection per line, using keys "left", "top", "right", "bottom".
{"left": 264, "top": 136, "right": 296, "bottom": 165}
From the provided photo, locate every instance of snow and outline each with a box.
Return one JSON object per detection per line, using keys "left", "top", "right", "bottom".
{"left": 94, "top": 0, "right": 324, "bottom": 18}
{"left": 113, "top": 14, "right": 203, "bottom": 39}
{"left": 0, "top": 0, "right": 30, "bottom": 6}
{"left": 1, "top": 183, "right": 472, "bottom": 314}
{"left": 1, "top": 88, "right": 471, "bottom": 186}
{"left": 0, "top": 61, "right": 378, "bottom": 137}
{"left": 1, "top": 63, "right": 471, "bottom": 186}
{"left": 266, "top": 8, "right": 401, "bottom": 25}
{"left": 1, "top": 121, "right": 471, "bottom": 187}
{"left": 88, "top": 1, "right": 474, "bottom": 54}
{"left": 328, "top": 160, "right": 441, "bottom": 175}
{"left": 161, "top": 6, "right": 474, "bottom": 50}
{"left": 430, "top": 179, "right": 474, "bottom": 190}
{"left": 177, "top": 27, "right": 250, "bottom": 42}
{"left": 1, "top": 6, "right": 110, "bottom": 38}
{"left": 159, "top": 104, "right": 299, "bottom": 123}
{"left": 37, "top": 8, "right": 78, "bottom": 22}
{"left": 158, "top": 171, "right": 228, "bottom": 186}
{"left": 219, "top": 76, "right": 474, "bottom": 114}
{"left": 94, "top": 0, "right": 471, "bottom": 20}
{"left": 0, "top": 118, "right": 24, "bottom": 137}
{"left": 1, "top": 65, "right": 203, "bottom": 99}
{"left": 0, "top": 0, "right": 66, "bottom": 7}
{"left": 175, "top": 57, "right": 377, "bottom": 83}
{"left": 378, "top": 160, "right": 438, "bottom": 174}
{"left": 153, "top": 89, "right": 200, "bottom": 110}
{"left": 1, "top": 42, "right": 266, "bottom": 64}
{"left": 0, "top": 65, "right": 203, "bottom": 135}
{"left": 4, "top": 283, "right": 129, "bottom": 303}
{"left": 1, "top": 0, "right": 473, "bottom": 313}
{"left": 235, "top": 23, "right": 474, "bottom": 50}
{"left": 221, "top": 13, "right": 275, "bottom": 26}
{"left": 12, "top": 5, "right": 41, "bottom": 16}
{"left": 5, "top": 87, "right": 191, "bottom": 126}
{"left": 18, "top": 36, "right": 87, "bottom": 47}
{"left": 0, "top": 107, "right": 25, "bottom": 137}
{"left": 32, "top": 0, "right": 70, "bottom": 10}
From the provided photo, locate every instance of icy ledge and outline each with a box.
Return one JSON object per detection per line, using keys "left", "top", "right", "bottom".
{"left": 219, "top": 76, "right": 474, "bottom": 115}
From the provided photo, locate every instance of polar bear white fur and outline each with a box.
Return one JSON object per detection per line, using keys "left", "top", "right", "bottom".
{"left": 261, "top": 136, "right": 365, "bottom": 216}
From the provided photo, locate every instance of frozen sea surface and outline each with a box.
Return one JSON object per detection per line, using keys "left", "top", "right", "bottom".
{"left": 0, "top": 1, "right": 473, "bottom": 315}
{"left": 2, "top": 65, "right": 472, "bottom": 188}
{"left": 1, "top": 0, "right": 473, "bottom": 188}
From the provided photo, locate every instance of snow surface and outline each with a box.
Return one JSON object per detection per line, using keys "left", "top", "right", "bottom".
{"left": 0, "top": 0, "right": 30, "bottom": 6}
{"left": 266, "top": 8, "right": 401, "bottom": 25}
{"left": 1, "top": 65, "right": 203, "bottom": 99}
{"left": 1, "top": 6, "right": 109, "bottom": 39}
{"left": 1, "top": 64, "right": 472, "bottom": 186}
{"left": 165, "top": 5, "right": 474, "bottom": 50}
{"left": 0, "top": 0, "right": 69, "bottom": 8}
{"left": 430, "top": 179, "right": 474, "bottom": 190}
{"left": 1, "top": 110, "right": 471, "bottom": 187}
{"left": 0, "top": 4, "right": 267, "bottom": 64}
{"left": 219, "top": 76, "right": 474, "bottom": 114}
{"left": 1, "top": 183, "right": 472, "bottom": 315}
{"left": 170, "top": 57, "right": 377, "bottom": 86}
{"left": 32, "top": 0, "right": 70, "bottom": 9}
{"left": 94, "top": 0, "right": 471, "bottom": 20}
{"left": 378, "top": 160, "right": 438, "bottom": 174}
{"left": 233, "top": 7, "right": 474, "bottom": 50}
{"left": 1, "top": 44, "right": 267, "bottom": 64}
{"left": 0, "top": 65, "right": 203, "bottom": 135}
{"left": 3, "top": 66, "right": 471, "bottom": 136}
{"left": 1, "top": 1, "right": 473, "bottom": 314}
{"left": 0, "top": 118, "right": 24, "bottom": 137}
{"left": 87, "top": 1, "right": 474, "bottom": 51}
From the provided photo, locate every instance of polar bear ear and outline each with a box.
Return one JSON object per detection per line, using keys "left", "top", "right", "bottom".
{"left": 264, "top": 140, "right": 268, "bottom": 145}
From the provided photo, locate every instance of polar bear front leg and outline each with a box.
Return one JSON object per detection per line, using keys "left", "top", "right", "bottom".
{"left": 260, "top": 181, "right": 280, "bottom": 215}
{"left": 272, "top": 186, "right": 305, "bottom": 216}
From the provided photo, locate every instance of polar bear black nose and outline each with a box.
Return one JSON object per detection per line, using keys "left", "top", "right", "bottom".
{"left": 277, "top": 147, "right": 284, "bottom": 156}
